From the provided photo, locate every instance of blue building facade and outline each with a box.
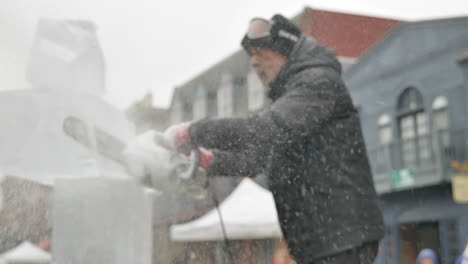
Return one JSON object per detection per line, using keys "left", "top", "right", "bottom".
{"left": 344, "top": 17, "right": 468, "bottom": 264}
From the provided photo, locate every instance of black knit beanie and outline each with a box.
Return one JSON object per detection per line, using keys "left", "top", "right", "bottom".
{"left": 241, "top": 14, "right": 301, "bottom": 57}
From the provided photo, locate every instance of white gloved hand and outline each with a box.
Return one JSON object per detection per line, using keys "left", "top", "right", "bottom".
{"left": 122, "top": 130, "right": 180, "bottom": 191}
{"left": 160, "top": 122, "right": 191, "bottom": 154}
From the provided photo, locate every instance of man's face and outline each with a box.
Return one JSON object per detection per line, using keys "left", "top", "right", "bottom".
{"left": 248, "top": 48, "right": 287, "bottom": 87}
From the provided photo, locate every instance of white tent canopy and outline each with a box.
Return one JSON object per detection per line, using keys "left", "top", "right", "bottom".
{"left": 0, "top": 241, "right": 51, "bottom": 263}
{"left": 170, "top": 178, "right": 282, "bottom": 241}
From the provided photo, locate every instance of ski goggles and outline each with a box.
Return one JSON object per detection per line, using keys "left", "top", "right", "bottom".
{"left": 245, "top": 17, "right": 300, "bottom": 42}
{"left": 245, "top": 18, "right": 273, "bottom": 40}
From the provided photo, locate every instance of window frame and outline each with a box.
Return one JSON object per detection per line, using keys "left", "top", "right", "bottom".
{"left": 217, "top": 74, "right": 234, "bottom": 117}
{"left": 396, "top": 87, "right": 428, "bottom": 168}
{"left": 193, "top": 85, "right": 207, "bottom": 120}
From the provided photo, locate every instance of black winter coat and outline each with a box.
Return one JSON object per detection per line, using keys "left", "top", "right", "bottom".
{"left": 188, "top": 37, "right": 384, "bottom": 262}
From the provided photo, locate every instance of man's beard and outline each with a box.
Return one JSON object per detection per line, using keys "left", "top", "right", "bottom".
{"left": 255, "top": 70, "right": 268, "bottom": 85}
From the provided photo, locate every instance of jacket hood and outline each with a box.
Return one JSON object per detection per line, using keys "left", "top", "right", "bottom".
{"left": 268, "top": 37, "right": 342, "bottom": 101}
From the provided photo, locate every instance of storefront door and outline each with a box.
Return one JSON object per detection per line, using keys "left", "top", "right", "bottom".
{"left": 399, "top": 222, "right": 440, "bottom": 264}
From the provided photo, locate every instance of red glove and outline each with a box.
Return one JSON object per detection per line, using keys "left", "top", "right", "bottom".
{"left": 199, "top": 147, "right": 214, "bottom": 169}
{"left": 162, "top": 123, "right": 214, "bottom": 169}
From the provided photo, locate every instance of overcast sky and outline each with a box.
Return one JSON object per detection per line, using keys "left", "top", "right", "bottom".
{"left": 1, "top": 0, "right": 467, "bottom": 109}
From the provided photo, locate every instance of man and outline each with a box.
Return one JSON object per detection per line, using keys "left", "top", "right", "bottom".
{"left": 146, "top": 14, "right": 384, "bottom": 263}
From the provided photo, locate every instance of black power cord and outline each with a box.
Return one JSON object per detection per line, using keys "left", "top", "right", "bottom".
{"left": 207, "top": 179, "right": 232, "bottom": 263}
{"left": 190, "top": 148, "right": 232, "bottom": 263}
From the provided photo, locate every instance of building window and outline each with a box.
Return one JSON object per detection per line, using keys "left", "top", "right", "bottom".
{"left": 193, "top": 85, "right": 207, "bottom": 120}
{"left": 170, "top": 97, "right": 183, "bottom": 124}
{"left": 182, "top": 102, "right": 192, "bottom": 121}
{"left": 206, "top": 91, "right": 217, "bottom": 118}
{"left": 247, "top": 70, "right": 265, "bottom": 111}
{"left": 375, "top": 114, "right": 392, "bottom": 171}
{"left": 378, "top": 114, "right": 392, "bottom": 145}
{"left": 217, "top": 74, "right": 233, "bottom": 117}
{"left": 397, "top": 87, "right": 430, "bottom": 168}
{"left": 432, "top": 96, "right": 450, "bottom": 149}
{"left": 417, "top": 112, "right": 431, "bottom": 163}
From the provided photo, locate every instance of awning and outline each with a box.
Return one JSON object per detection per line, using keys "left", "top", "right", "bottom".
{"left": 398, "top": 200, "right": 468, "bottom": 223}
{"left": 170, "top": 178, "right": 282, "bottom": 241}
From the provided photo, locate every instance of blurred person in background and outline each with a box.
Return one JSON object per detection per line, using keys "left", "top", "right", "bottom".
{"left": 455, "top": 243, "right": 468, "bottom": 264}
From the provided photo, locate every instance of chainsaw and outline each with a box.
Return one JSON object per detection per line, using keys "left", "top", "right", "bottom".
{"left": 62, "top": 116, "right": 208, "bottom": 199}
